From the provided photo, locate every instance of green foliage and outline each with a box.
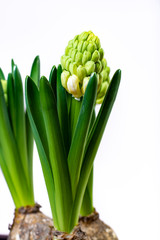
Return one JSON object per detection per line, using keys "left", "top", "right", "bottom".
{"left": 26, "top": 62, "right": 121, "bottom": 233}
{"left": 0, "top": 56, "right": 40, "bottom": 208}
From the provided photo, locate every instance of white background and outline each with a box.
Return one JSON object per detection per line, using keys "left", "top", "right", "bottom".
{"left": 0, "top": 0, "right": 160, "bottom": 239}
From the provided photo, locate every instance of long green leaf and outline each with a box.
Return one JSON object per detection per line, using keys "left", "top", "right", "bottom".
{"left": 13, "top": 66, "right": 30, "bottom": 189}
{"left": 70, "top": 69, "right": 121, "bottom": 229}
{"left": 7, "top": 73, "right": 16, "bottom": 138}
{"left": 11, "top": 59, "right": 15, "bottom": 74}
{"left": 30, "top": 56, "right": 40, "bottom": 87}
{"left": 25, "top": 76, "right": 59, "bottom": 228}
{"left": 80, "top": 110, "right": 96, "bottom": 216}
{"left": 40, "top": 76, "right": 73, "bottom": 232}
{"left": 0, "top": 81, "right": 31, "bottom": 207}
{"left": 68, "top": 73, "right": 98, "bottom": 198}
{"left": 0, "top": 68, "right": 5, "bottom": 80}
{"left": 57, "top": 65, "right": 70, "bottom": 155}
{"left": 49, "top": 65, "right": 57, "bottom": 99}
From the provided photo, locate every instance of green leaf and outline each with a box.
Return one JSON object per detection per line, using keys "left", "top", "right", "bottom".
{"left": 80, "top": 168, "right": 93, "bottom": 216}
{"left": 39, "top": 76, "right": 73, "bottom": 232}
{"left": 13, "top": 66, "right": 30, "bottom": 188}
{"left": 0, "top": 68, "right": 5, "bottom": 80}
{"left": 0, "top": 80, "right": 31, "bottom": 207}
{"left": 0, "top": 148, "right": 21, "bottom": 206}
{"left": 11, "top": 59, "right": 15, "bottom": 74}
{"left": 30, "top": 56, "right": 40, "bottom": 87}
{"left": 25, "top": 76, "right": 59, "bottom": 228}
{"left": 49, "top": 65, "right": 57, "bottom": 99}
{"left": 68, "top": 73, "right": 98, "bottom": 198}
{"left": 7, "top": 73, "right": 16, "bottom": 136}
{"left": 57, "top": 65, "right": 70, "bottom": 155}
{"left": 70, "top": 69, "right": 121, "bottom": 229}
{"left": 80, "top": 111, "right": 96, "bottom": 216}
{"left": 25, "top": 111, "right": 34, "bottom": 196}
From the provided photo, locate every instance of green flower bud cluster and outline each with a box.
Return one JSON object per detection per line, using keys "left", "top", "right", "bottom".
{"left": 0, "top": 79, "right": 7, "bottom": 103}
{"left": 61, "top": 31, "right": 110, "bottom": 103}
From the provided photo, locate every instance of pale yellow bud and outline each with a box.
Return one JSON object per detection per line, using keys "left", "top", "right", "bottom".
{"left": 81, "top": 77, "right": 89, "bottom": 95}
{"left": 61, "top": 71, "right": 70, "bottom": 89}
{"left": 67, "top": 75, "right": 82, "bottom": 98}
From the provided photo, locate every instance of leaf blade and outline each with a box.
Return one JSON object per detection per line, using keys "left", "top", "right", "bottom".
{"left": 57, "top": 65, "right": 70, "bottom": 155}
{"left": 40, "top": 76, "right": 73, "bottom": 232}
{"left": 25, "top": 76, "right": 59, "bottom": 228}
{"left": 30, "top": 56, "right": 40, "bottom": 87}
{"left": 68, "top": 73, "right": 98, "bottom": 198}
{"left": 70, "top": 69, "right": 121, "bottom": 229}
{"left": 49, "top": 65, "right": 57, "bottom": 99}
{"left": 0, "top": 68, "right": 5, "bottom": 80}
{"left": 13, "top": 66, "right": 30, "bottom": 189}
{"left": 0, "top": 80, "right": 31, "bottom": 206}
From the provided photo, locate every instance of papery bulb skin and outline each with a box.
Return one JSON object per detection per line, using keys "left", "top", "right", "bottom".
{"left": 8, "top": 204, "right": 54, "bottom": 240}
{"left": 79, "top": 210, "right": 118, "bottom": 240}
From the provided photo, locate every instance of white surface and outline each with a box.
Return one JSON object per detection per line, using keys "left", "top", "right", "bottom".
{"left": 0, "top": 0, "right": 160, "bottom": 239}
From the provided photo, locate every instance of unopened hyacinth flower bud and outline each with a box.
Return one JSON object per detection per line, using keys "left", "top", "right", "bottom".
{"left": 61, "top": 31, "right": 110, "bottom": 103}
{"left": 0, "top": 79, "right": 7, "bottom": 103}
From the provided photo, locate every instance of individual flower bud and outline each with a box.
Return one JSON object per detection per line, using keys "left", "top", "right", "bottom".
{"left": 95, "top": 37, "right": 101, "bottom": 49}
{"left": 87, "top": 42, "right": 97, "bottom": 53}
{"left": 67, "top": 75, "right": 82, "bottom": 98}
{"left": 61, "top": 70, "right": 70, "bottom": 89}
{"left": 73, "top": 35, "right": 79, "bottom": 41}
{"left": 79, "top": 31, "right": 89, "bottom": 41}
{"left": 106, "top": 66, "right": 110, "bottom": 74}
{"left": 77, "top": 65, "right": 87, "bottom": 82}
{"left": 102, "top": 58, "right": 107, "bottom": 69}
{"left": 73, "top": 40, "right": 78, "bottom": 49}
{"left": 69, "top": 62, "right": 77, "bottom": 75}
{"left": 95, "top": 61, "right": 102, "bottom": 73}
{"left": 87, "top": 32, "right": 95, "bottom": 41}
{"left": 82, "top": 41, "right": 89, "bottom": 53}
{"left": 99, "top": 48, "right": 104, "bottom": 60}
{"left": 91, "top": 50, "right": 100, "bottom": 62}
{"left": 61, "top": 55, "right": 70, "bottom": 69}
{"left": 97, "top": 81, "right": 109, "bottom": 99}
{"left": 77, "top": 41, "right": 84, "bottom": 52}
{"left": 65, "top": 58, "right": 72, "bottom": 71}
{"left": 96, "top": 96, "right": 104, "bottom": 104}
{"left": 68, "top": 39, "right": 74, "bottom": 48}
{"left": 82, "top": 51, "right": 91, "bottom": 65}
{"left": 85, "top": 61, "right": 95, "bottom": 75}
{"left": 100, "top": 69, "right": 109, "bottom": 82}
{"left": 65, "top": 46, "right": 70, "bottom": 56}
{"left": 70, "top": 49, "right": 77, "bottom": 61}
{"left": 81, "top": 77, "right": 89, "bottom": 95}
{"left": 97, "top": 74, "right": 102, "bottom": 92}
{"left": 75, "top": 52, "right": 83, "bottom": 65}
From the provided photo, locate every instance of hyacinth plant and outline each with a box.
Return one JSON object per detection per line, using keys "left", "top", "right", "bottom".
{"left": 0, "top": 56, "right": 40, "bottom": 209}
{"left": 25, "top": 31, "right": 121, "bottom": 234}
